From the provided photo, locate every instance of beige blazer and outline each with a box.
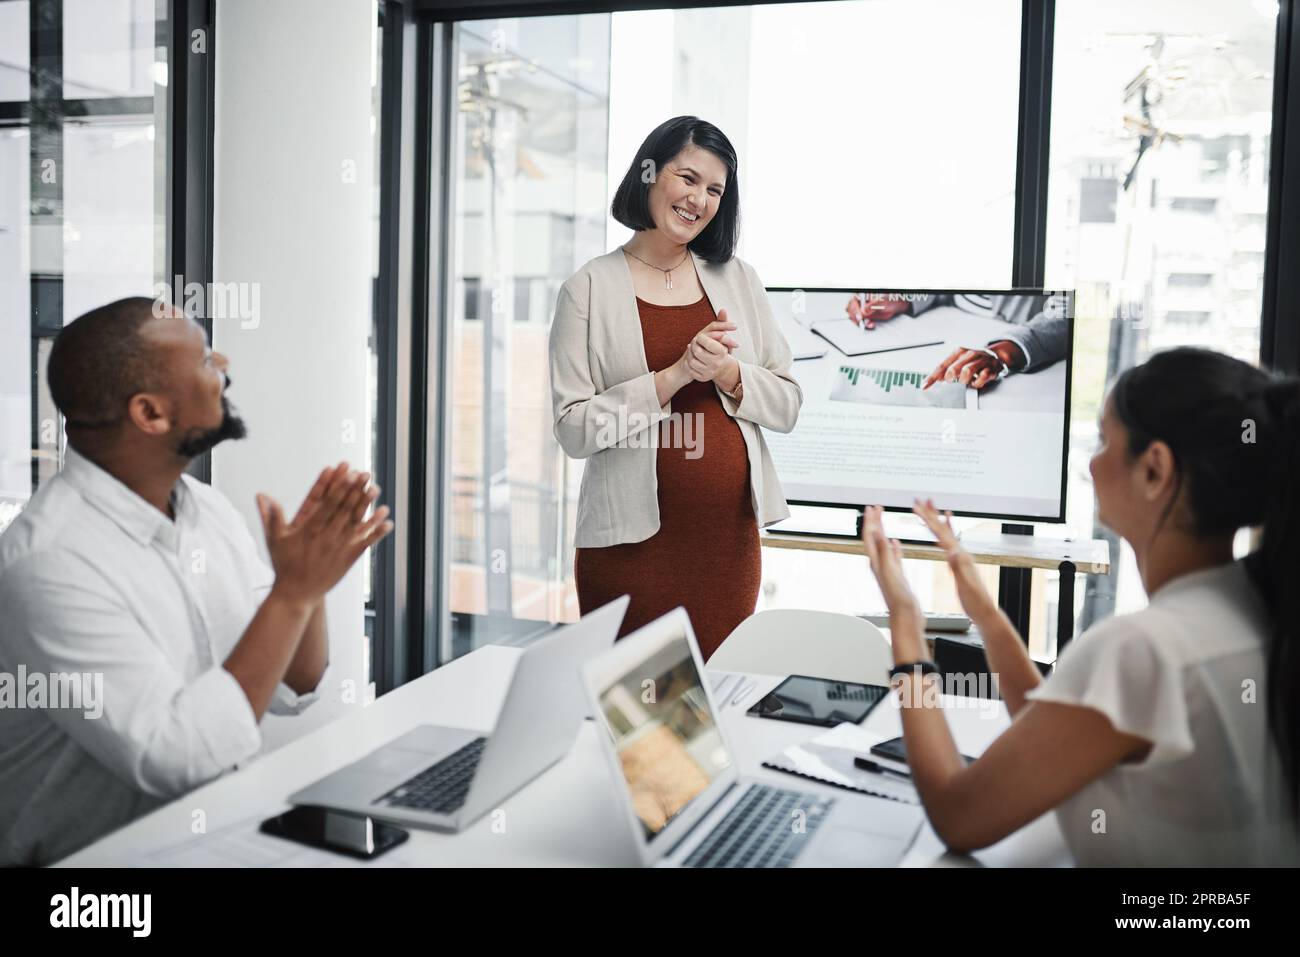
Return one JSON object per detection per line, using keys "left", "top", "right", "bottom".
{"left": 548, "top": 247, "right": 803, "bottom": 548}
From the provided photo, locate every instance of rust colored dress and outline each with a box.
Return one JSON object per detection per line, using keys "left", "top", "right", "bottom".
{"left": 574, "top": 292, "right": 761, "bottom": 660}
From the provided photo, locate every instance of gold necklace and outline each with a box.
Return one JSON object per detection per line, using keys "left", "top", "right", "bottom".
{"left": 623, "top": 244, "right": 691, "bottom": 290}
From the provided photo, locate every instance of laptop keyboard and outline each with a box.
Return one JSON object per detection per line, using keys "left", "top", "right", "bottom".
{"left": 683, "top": 784, "right": 835, "bottom": 868}
{"left": 376, "top": 736, "right": 488, "bottom": 814}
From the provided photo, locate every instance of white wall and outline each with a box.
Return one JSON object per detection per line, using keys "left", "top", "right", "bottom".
{"left": 211, "top": 0, "right": 375, "bottom": 749}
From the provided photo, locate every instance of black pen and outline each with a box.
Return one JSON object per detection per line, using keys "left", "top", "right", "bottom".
{"left": 853, "top": 755, "right": 911, "bottom": 779}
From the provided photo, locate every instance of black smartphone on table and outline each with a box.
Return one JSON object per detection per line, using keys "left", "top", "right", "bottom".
{"left": 870, "top": 735, "right": 978, "bottom": 765}
{"left": 260, "top": 806, "right": 409, "bottom": 860}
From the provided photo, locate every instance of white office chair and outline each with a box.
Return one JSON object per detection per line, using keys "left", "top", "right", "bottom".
{"left": 708, "top": 609, "right": 893, "bottom": 685}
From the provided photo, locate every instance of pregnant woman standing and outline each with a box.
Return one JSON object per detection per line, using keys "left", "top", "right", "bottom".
{"left": 548, "top": 116, "right": 802, "bottom": 658}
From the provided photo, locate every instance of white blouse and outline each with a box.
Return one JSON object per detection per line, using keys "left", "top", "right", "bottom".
{"left": 1026, "top": 560, "right": 1300, "bottom": 866}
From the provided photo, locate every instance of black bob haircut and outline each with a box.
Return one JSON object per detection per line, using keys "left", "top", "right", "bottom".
{"left": 610, "top": 116, "right": 740, "bottom": 264}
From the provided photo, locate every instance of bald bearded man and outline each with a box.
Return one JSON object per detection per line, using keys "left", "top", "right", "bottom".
{"left": 0, "top": 297, "right": 392, "bottom": 865}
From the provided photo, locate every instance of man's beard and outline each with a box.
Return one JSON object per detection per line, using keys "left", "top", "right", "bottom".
{"left": 174, "top": 396, "right": 248, "bottom": 459}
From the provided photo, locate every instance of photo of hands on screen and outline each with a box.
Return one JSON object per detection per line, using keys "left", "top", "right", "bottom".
{"left": 766, "top": 287, "right": 1073, "bottom": 520}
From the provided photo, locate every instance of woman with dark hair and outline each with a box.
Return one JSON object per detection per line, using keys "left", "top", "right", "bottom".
{"left": 548, "top": 116, "right": 802, "bottom": 658}
{"left": 860, "top": 346, "right": 1300, "bottom": 865}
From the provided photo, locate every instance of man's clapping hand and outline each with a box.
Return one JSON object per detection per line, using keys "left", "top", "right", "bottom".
{"left": 256, "top": 463, "right": 393, "bottom": 606}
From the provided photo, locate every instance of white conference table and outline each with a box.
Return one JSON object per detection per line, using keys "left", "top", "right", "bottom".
{"left": 58, "top": 644, "right": 1072, "bottom": 868}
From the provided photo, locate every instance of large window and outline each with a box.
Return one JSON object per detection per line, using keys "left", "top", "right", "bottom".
{"left": 0, "top": 0, "right": 168, "bottom": 534}
{"left": 603, "top": 0, "right": 1024, "bottom": 646}
{"left": 607, "top": 0, "right": 1022, "bottom": 287}
{"left": 1045, "top": 0, "right": 1278, "bottom": 629}
{"left": 423, "top": 0, "right": 1287, "bottom": 669}
{"left": 446, "top": 14, "right": 611, "bottom": 650}
{"left": 441, "top": 2, "right": 1024, "bottom": 657}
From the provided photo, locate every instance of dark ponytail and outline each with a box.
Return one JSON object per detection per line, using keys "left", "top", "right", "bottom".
{"left": 1110, "top": 347, "right": 1300, "bottom": 818}
{"left": 1248, "top": 379, "right": 1300, "bottom": 819}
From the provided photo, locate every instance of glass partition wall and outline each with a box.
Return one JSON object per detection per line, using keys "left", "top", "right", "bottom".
{"left": 1045, "top": 0, "right": 1278, "bottom": 632}
{"left": 415, "top": 0, "right": 1286, "bottom": 672}
{"left": 1, "top": 0, "right": 169, "bottom": 535}
{"left": 446, "top": 15, "right": 611, "bottom": 653}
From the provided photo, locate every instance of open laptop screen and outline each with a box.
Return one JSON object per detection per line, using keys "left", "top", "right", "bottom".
{"left": 592, "top": 621, "right": 732, "bottom": 841}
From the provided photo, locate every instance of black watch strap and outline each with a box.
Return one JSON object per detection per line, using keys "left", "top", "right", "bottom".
{"left": 889, "top": 660, "right": 940, "bottom": 679}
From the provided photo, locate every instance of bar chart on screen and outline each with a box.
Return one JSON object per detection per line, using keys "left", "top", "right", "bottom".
{"left": 830, "top": 365, "right": 976, "bottom": 410}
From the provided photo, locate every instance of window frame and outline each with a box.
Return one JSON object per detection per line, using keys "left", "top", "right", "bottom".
{"left": 1, "top": 0, "right": 215, "bottom": 492}
{"left": 376, "top": 0, "right": 1300, "bottom": 685}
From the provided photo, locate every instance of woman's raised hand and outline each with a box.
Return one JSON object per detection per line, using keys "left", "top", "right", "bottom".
{"left": 911, "top": 497, "right": 998, "bottom": 624}
{"left": 860, "top": 505, "right": 923, "bottom": 632}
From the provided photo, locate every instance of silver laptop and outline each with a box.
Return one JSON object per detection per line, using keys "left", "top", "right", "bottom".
{"left": 581, "top": 607, "right": 925, "bottom": 867}
{"left": 290, "top": 595, "right": 629, "bottom": 831}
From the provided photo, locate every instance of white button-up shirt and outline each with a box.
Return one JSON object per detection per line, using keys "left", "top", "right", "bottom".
{"left": 0, "top": 446, "right": 321, "bottom": 865}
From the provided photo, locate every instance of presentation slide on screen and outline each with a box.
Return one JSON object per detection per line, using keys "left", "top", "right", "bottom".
{"left": 764, "top": 288, "right": 1073, "bottom": 520}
